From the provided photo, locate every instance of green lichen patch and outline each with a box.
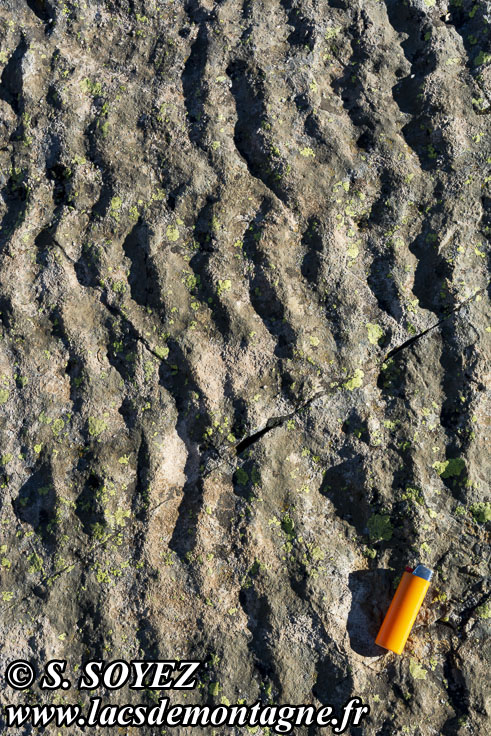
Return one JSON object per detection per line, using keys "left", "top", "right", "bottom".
{"left": 154, "top": 345, "right": 169, "bottom": 360}
{"left": 432, "top": 457, "right": 466, "bottom": 478}
{"left": 217, "top": 279, "right": 231, "bottom": 296}
{"left": 366, "top": 323, "right": 384, "bottom": 345}
{"left": 88, "top": 416, "right": 108, "bottom": 437}
{"left": 343, "top": 369, "right": 364, "bottom": 391}
{"left": 409, "top": 660, "right": 427, "bottom": 680}
{"left": 475, "top": 602, "right": 490, "bottom": 619}
{"left": 28, "top": 553, "right": 43, "bottom": 574}
{"left": 470, "top": 502, "right": 491, "bottom": 524}
{"left": 166, "top": 224, "right": 179, "bottom": 241}
{"left": 367, "top": 514, "right": 393, "bottom": 541}
{"left": 234, "top": 467, "right": 249, "bottom": 486}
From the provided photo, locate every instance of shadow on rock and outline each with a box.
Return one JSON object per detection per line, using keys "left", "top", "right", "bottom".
{"left": 319, "top": 455, "right": 371, "bottom": 538}
{"left": 13, "top": 467, "right": 57, "bottom": 547}
{"left": 347, "top": 569, "right": 393, "bottom": 657}
{"left": 313, "top": 655, "right": 353, "bottom": 712}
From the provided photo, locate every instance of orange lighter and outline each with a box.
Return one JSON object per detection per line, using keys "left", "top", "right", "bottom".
{"left": 375, "top": 564, "right": 433, "bottom": 654}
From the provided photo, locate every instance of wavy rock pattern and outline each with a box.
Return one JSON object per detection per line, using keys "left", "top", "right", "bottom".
{"left": 0, "top": 1, "right": 489, "bottom": 734}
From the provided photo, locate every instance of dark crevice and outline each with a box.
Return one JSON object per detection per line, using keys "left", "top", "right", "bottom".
{"left": 235, "top": 283, "right": 489, "bottom": 457}
{"left": 280, "top": 0, "right": 315, "bottom": 50}
{"left": 188, "top": 192, "right": 233, "bottom": 338}
{"left": 301, "top": 216, "right": 323, "bottom": 286}
{"left": 238, "top": 585, "right": 282, "bottom": 699}
{"left": 25, "top": 0, "right": 55, "bottom": 25}
{"left": 0, "top": 36, "right": 28, "bottom": 115}
{"left": 441, "top": 647, "right": 470, "bottom": 730}
{"left": 385, "top": 324, "right": 437, "bottom": 361}
{"left": 55, "top": 242, "right": 169, "bottom": 366}
{"left": 234, "top": 419, "right": 281, "bottom": 455}
{"left": 242, "top": 199, "right": 296, "bottom": 358}
{"left": 384, "top": 283, "right": 489, "bottom": 362}
{"left": 181, "top": 6, "right": 210, "bottom": 148}
{"left": 383, "top": 0, "right": 442, "bottom": 170}
{"left": 457, "top": 588, "right": 490, "bottom": 633}
{"left": 366, "top": 170, "right": 405, "bottom": 322}
{"left": 0, "top": 167, "right": 29, "bottom": 251}
{"left": 122, "top": 220, "right": 163, "bottom": 311}
{"left": 235, "top": 392, "right": 322, "bottom": 456}
{"left": 132, "top": 431, "right": 152, "bottom": 521}
{"left": 226, "top": 60, "right": 289, "bottom": 204}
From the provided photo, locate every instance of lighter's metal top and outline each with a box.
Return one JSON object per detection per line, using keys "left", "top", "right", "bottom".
{"left": 412, "top": 564, "right": 433, "bottom": 581}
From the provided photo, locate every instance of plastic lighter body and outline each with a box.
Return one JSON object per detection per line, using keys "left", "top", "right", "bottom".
{"left": 375, "top": 564, "right": 433, "bottom": 654}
